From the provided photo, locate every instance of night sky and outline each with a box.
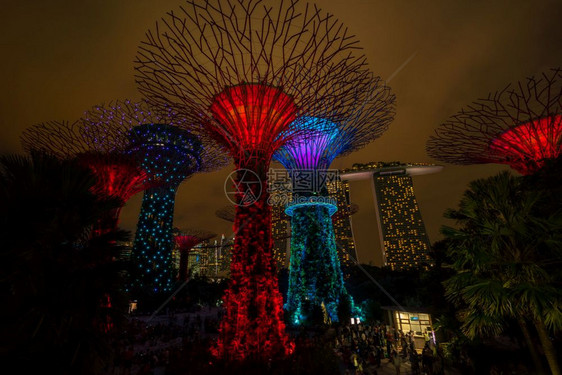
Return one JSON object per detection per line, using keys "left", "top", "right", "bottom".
{"left": 1, "top": 0, "right": 561, "bottom": 265}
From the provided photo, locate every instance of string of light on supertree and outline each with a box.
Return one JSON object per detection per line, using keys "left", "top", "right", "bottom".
{"left": 174, "top": 230, "right": 216, "bottom": 281}
{"left": 273, "top": 75, "right": 395, "bottom": 325}
{"left": 20, "top": 120, "right": 151, "bottom": 236}
{"left": 135, "top": 0, "right": 372, "bottom": 361}
{"left": 427, "top": 67, "right": 562, "bottom": 175}
{"left": 82, "top": 100, "right": 228, "bottom": 296}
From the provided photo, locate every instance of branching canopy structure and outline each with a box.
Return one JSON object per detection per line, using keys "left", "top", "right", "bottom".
{"left": 21, "top": 120, "right": 150, "bottom": 236}
{"left": 275, "top": 75, "right": 395, "bottom": 172}
{"left": 427, "top": 68, "right": 562, "bottom": 175}
{"left": 82, "top": 100, "right": 228, "bottom": 295}
{"left": 135, "top": 0, "right": 372, "bottom": 361}
{"left": 175, "top": 229, "right": 216, "bottom": 281}
{"left": 273, "top": 74, "right": 395, "bottom": 325}
{"left": 215, "top": 206, "right": 236, "bottom": 222}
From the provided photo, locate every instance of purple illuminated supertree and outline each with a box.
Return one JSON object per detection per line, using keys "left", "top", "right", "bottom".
{"left": 21, "top": 120, "right": 151, "bottom": 236}
{"left": 82, "top": 100, "right": 228, "bottom": 295}
{"left": 273, "top": 75, "right": 395, "bottom": 324}
{"left": 134, "top": 0, "right": 372, "bottom": 361}
{"left": 427, "top": 68, "right": 562, "bottom": 175}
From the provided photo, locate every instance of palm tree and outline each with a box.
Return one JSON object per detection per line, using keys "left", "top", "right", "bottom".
{"left": 0, "top": 152, "right": 129, "bottom": 374}
{"left": 441, "top": 171, "right": 562, "bottom": 375}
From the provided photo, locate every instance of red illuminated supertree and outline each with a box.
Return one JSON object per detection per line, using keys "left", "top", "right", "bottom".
{"left": 21, "top": 120, "right": 151, "bottom": 236}
{"left": 174, "top": 230, "right": 216, "bottom": 281}
{"left": 427, "top": 68, "right": 562, "bottom": 175}
{"left": 135, "top": 0, "right": 372, "bottom": 361}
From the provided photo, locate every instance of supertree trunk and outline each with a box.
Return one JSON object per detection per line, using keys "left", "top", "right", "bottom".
{"left": 286, "top": 204, "right": 347, "bottom": 324}
{"left": 215, "top": 160, "right": 292, "bottom": 361}
{"left": 130, "top": 185, "right": 178, "bottom": 294}
{"left": 178, "top": 250, "right": 189, "bottom": 281}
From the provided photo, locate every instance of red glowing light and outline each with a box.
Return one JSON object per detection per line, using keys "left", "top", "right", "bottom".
{"left": 78, "top": 154, "right": 151, "bottom": 236}
{"left": 86, "top": 160, "right": 150, "bottom": 203}
{"left": 489, "top": 115, "right": 562, "bottom": 175}
{"left": 175, "top": 235, "right": 207, "bottom": 281}
{"left": 208, "top": 84, "right": 295, "bottom": 361}
{"left": 209, "top": 84, "right": 298, "bottom": 157}
{"left": 213, "top": 185, "right": 293, "bottom": 361}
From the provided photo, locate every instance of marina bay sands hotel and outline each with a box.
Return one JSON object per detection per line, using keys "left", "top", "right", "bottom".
{"left": 340, "top": 161, "right": 442, "bottom": 270}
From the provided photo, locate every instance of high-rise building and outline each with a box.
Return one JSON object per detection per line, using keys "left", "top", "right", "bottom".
{"left": 188, "top": 235, "right": 233, "bottom": 278}
{"left": 271, "top": 199, "right": 290, "bottom": 269}
{"left": 341, "top": 162, "right": 442, "bottom": 270}
{"left": 326, "top": 177, "right": 358, "bottom": 270}
{"left": 268, "top": 172, "right": 358, "bottom": 273}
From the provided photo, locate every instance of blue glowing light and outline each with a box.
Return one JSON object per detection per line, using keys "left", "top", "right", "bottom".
{"left": 274, "top": 116, "right": 338, "bottom": 170}
{"left": 128, "top": 124, "right": 202, "bottom": 295}
{"left": 284, "top": 198, "right": 338, "bottom": 217}
{"left": 284, "top": 203, "right": 348, "bottom": 324}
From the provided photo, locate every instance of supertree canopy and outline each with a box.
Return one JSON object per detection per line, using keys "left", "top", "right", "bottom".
{"left": 427, "top": 67, "right": 562, "bottom": 175}
{"left": 175, "top": 230, "right": 216, "bottom": 281}
{"left": 82, "top": 100, "right": 228, "bottom": 295}
{"left": 273, "top": 75, "right": 395, "bottom": 325}
{"left": 215, "top": 206, "right": 236, "bottom": 223}
{"left": 20, "top": 120, "right": 150, "bottom": 236}
{"left": 135, "top": 0, "right": 374, "bottom": 361}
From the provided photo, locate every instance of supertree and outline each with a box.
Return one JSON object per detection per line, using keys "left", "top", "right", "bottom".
{"left": 82, "top": 100, "right": 228, "bottom": 295}
{"left": 174, "top": 230, "right": 216, "bottom": 281}
{"left": 21, "top": 120, "right": 154, "bottom": 333}
{"left": 427, "top": 68, "right": 562, "bottom": 175}
{"left": 273, "top": 76, "right": 395, "bottom": 325}
{"left": 217, "top": 204, "right": 291, "bottom": 270}
{"left": 215, "top": 206, "right": 236, "bottom": 223}
{"left": 20, "top": 120, "right": 151, "bottom": 236}
{"left": 135, "top": 0, "right": 373, "bottom": 361}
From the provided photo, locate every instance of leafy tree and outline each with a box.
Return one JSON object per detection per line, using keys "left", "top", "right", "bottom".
{"left": 0, "top": 153, "right": 129, "bottom": 374}
{"left": 442, "top": 171, "right": 562, "bottom": 375}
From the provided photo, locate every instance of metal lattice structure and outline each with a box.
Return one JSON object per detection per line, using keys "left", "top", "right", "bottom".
{"left": 135, "top": 0, "right": 371, "bottom": 165}
{"left": 174, "top": 229, "right": 216, "bottom": 281}
{"left": 82, "top": 99, "right": 228, "bottom": 295}
{"left": 272, "top": 73, "right": 394, "bottom": 325}
{"left": 134, "top": 0, "right": 375, "bottom": 361}
{"left": 81, "top": 99, "right": 229, "bottom": 172}
{"left": 274, "top": 74, "right": 395, "bottom": 171}
{"left": 20, "top": 120, "right": 151, "bottom": 235}
{"left": 427, "top": 68, "right": 562, "bottom": 175}
{"left": 215, "top": 205, "right": 236, "bottom": 222}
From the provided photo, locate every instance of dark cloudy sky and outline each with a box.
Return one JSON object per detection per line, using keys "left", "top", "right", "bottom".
{"left": 1, "top": 0, "right": 561, "bottom": 265}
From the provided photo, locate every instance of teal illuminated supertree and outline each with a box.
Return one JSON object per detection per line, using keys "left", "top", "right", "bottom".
{"left": 128, "top": 124, "right": 201, "bottom": 294}
{"left": 82, "top": 100, "right": 228, "bottom": 295}
{"left": 274, "top": 76, "right": 395, "bottom": 325}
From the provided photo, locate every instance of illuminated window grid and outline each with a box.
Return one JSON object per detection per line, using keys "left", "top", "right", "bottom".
{"left": 326, "top": 178, "right": 357, "bottom": 272}
{"left": 271, "top": 190, "right": 290, "bottom": 270}
{"left": 374, "top": 174, "right": 431, "bottom": 271}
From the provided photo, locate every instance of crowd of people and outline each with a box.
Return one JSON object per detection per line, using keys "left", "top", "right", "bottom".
{"left": 332, "top": 324, "right": 445, "bottom": 375}
{"left": 106, "top": 307, "right": 221, "bottom": 374}
{"left": 103, "top": 308, "right": 449, "bottom": 375}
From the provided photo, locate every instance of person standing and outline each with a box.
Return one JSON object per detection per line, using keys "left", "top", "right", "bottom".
{"left": 391, "top": 350, "right": 402, "bottom": 375}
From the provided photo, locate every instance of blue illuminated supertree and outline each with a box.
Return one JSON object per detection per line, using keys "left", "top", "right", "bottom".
{"left": 274, "top": 77, "right": 395, "bottom": 325}
{"left": 82, "top": 100, "right": 228, "bottom": 295}
{"left": 127, "top": 124, "right": 201, "bottom": 294}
